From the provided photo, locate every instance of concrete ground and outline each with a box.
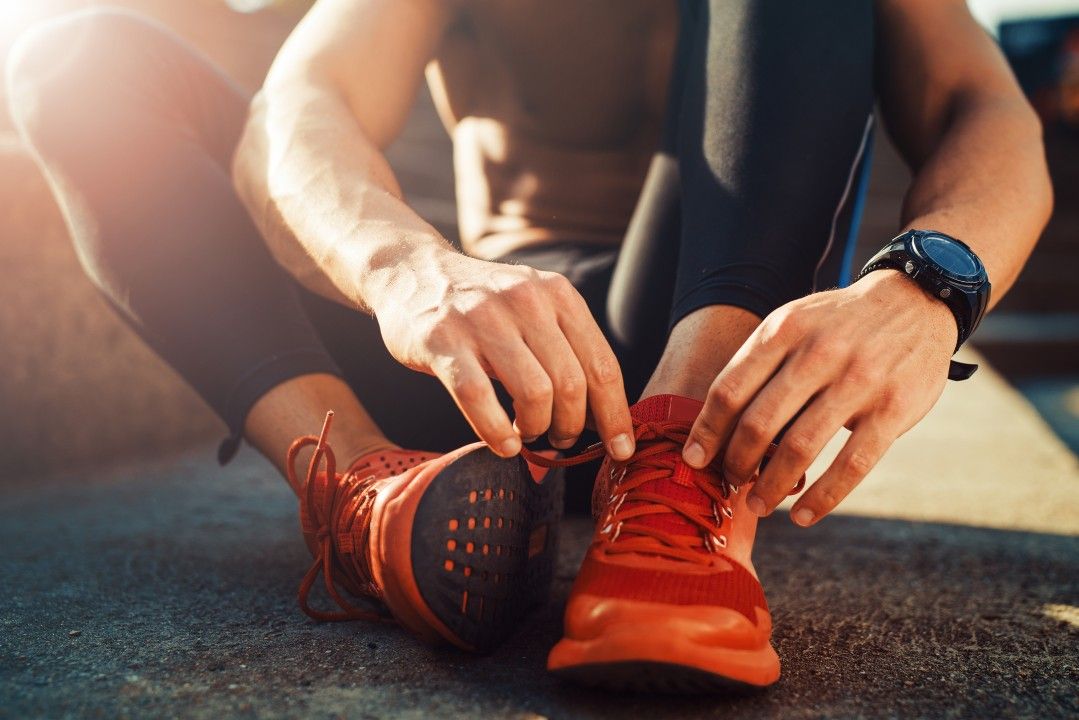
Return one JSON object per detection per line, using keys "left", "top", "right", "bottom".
{"left": 1, "top": 354, "right": 1076, "bottom": 720}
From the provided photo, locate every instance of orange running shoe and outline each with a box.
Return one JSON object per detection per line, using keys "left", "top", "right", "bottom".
{"left": 288, "top": 412, "right": 563, "bottom": 653}
{"left": 523, "top": 394, "right": 802, "bottom": 692}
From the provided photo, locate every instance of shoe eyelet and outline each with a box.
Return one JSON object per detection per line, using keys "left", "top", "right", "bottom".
{"left": 704, "top": 533, "right": 728, "bottom": 553}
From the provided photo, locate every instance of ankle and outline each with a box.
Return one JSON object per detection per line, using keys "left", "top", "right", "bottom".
{"left": 243, "top": 373, "right": 394, "bottom": 483}
{"left": 642, "top": 306, "right": 760, "bottom": 401}
{"left": 286, "top": 436, "right": 400, "bottom": 496}
{"left": 643, "top": 357, "right": 713, "bottom": 400}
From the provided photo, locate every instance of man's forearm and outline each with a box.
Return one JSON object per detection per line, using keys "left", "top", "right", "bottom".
{"left": 898, "top": 95, "right": 1052, "bottom": 306}
{"left": 232, "top": 82, "right": 453, "bottom": 313}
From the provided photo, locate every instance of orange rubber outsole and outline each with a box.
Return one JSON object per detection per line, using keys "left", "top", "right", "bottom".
{"left": 373, "top": 444, "right": 563, "bottom": 652}
{"left": 548, "top": 608, "right": 780, "bottom": 692}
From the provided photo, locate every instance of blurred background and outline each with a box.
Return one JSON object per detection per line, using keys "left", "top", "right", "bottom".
{"left": 0, "top": 0, "right": 1077, "bottom": 478}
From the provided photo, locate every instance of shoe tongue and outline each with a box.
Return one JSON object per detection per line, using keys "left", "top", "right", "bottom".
{"left": 620, "top": 395, "right": 716, "bottom": 552}
{"left": 630, "top": 394, "right": 704, "bottom": 424}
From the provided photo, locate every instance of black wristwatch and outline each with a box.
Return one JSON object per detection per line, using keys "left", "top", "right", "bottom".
{"left": 858, "top": 230, "right": 991, "bottom": 381}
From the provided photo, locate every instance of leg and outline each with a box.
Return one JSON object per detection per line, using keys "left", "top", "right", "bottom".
{"left": 546, "top": 0, "right": 877, "bottom": 691}
{"left": 6, "top": 10, "right": 405, "bottom": 480}
{"left": 639, "top": 0, "right": 876, "bottom": 398}
{"left": 8, "top": 12, "right": 563, "bottom": 650}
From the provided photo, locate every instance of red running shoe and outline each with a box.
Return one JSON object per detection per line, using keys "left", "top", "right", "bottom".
{"left": 523, "top": 394, "right": 803, "bottom": 692}
{"left": 289, "top": 412, "right": 563, "bottom": 652}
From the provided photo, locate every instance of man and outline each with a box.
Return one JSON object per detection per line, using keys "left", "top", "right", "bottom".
{"left": 7, "top": 0, "right": 1049, "bottom": 692}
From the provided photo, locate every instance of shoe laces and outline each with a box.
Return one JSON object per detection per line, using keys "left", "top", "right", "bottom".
{"left": 286, "top": 411, "right": 390, "bottom": 623}
{"left": 521, "top": 419, "right": 804, "bottom": 565}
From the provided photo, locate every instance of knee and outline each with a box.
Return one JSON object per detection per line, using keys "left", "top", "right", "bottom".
{"left": 6, "top": 9, "right": 170, "bottom": 142}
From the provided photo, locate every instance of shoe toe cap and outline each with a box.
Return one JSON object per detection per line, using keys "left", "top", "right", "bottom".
{"left": 564, "top": 590, "right": 771, "bottom": 650}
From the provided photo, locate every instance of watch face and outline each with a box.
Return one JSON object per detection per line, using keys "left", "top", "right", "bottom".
{"left": 919, "top": 234, "right": 981, "bottom": 279}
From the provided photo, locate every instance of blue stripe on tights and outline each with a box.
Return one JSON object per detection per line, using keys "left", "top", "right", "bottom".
{"left": 838, "top": 130, "right": 875, "bottom": 287}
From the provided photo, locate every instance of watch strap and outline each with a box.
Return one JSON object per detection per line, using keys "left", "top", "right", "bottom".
{"left": 948, "top": 359, "right": 978, "bottom": 381}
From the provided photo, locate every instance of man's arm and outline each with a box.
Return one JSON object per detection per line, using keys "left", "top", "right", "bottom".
{"left": 877, "top": 0, "right": 1053, "bottom": 297}
{"left": 232, "top": 0, "right": 635, "bottom": 460}
{"left": 682, "top": 0, "right": 1051, "bottom": 524}
{"left": 233, "top": 0, "right": 452, "bottom": 310}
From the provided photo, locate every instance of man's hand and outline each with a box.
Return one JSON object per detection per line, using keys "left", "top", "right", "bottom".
{"left": 682, "top": 270, "right": 957, "bottom": 526}
{"left": 374, "top": 248, "right": 636, "bottom": 460}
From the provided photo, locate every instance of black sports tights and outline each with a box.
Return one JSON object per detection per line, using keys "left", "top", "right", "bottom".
{"left": 7, "top": 1, "right": 874, "bottom": 463}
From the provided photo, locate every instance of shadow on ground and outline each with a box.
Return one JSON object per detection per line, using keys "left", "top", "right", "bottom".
{"left": 1, "top": 448, "right": 1075, "bottom": 719}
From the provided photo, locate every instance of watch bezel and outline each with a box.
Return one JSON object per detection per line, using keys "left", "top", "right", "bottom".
{"left": 907, "top": 231, "right": 987, "bottom": 286}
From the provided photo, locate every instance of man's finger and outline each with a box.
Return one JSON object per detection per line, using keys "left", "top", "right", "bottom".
{"left": 523, "top": 327, "right": 588, "bottom": 449}
{"left": 748, "top": 385, "right": 860, "bottom": 515}
{"left": 483, "top": 336, "right": 554, "bottom": 443}
{"left": 434, "top": 353, "right": 520, "bottom": 457}
{"left": 683, "top": 322, "right": 790, "bottom": 469}
{"left": 557, "top": 297, "right": 634, "bottom": 460}
{"left": 720, "top": 357, "right": 827, "bottom": 492}
{"left": 789, "top": 421, "right": 894, "bottom": 526}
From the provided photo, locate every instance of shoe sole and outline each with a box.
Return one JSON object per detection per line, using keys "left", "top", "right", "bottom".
{"left": 410, "top": 449, "right": 564, "bottom": 652}
{"left": 548, "top": 619, "right": 779, "bottom": 692}
{"left": 552, "top": 660, "right": 765, "bottom": 694}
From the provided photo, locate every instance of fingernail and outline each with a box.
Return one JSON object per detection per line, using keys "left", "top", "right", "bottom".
{"left": 609, "top": 433, "right": 634, "bottom": 460}
{"left": 792, "top": 508, "right": 815, "bottom": 527}
{"left": 499, "top": 438, "right": 521, "bottom": 457}
{"left": 683, "top": 441, "right": 706, "bottom": 468}
{"left": 746, "top": 494, "right": 767, "bottom": 517}
{"left": 550, "top": 436, "right": 576, "bottom": 450}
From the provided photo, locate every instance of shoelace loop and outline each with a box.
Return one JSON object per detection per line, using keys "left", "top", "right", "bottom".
{"left": 286, "top": 411, "right": 391, "bottom": 623}
{"left": 522, "top": 419, "right": 804, "bottom": 565}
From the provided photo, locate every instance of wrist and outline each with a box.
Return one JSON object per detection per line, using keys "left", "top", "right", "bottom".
{"left": 858, "top": 229, "right": 991, "bottom": 352}
{"left": 856, "top": 268, "right": 959, "bottom": 351}
{"left": 360, "top": 240, "right": 457, "bottom": 316}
